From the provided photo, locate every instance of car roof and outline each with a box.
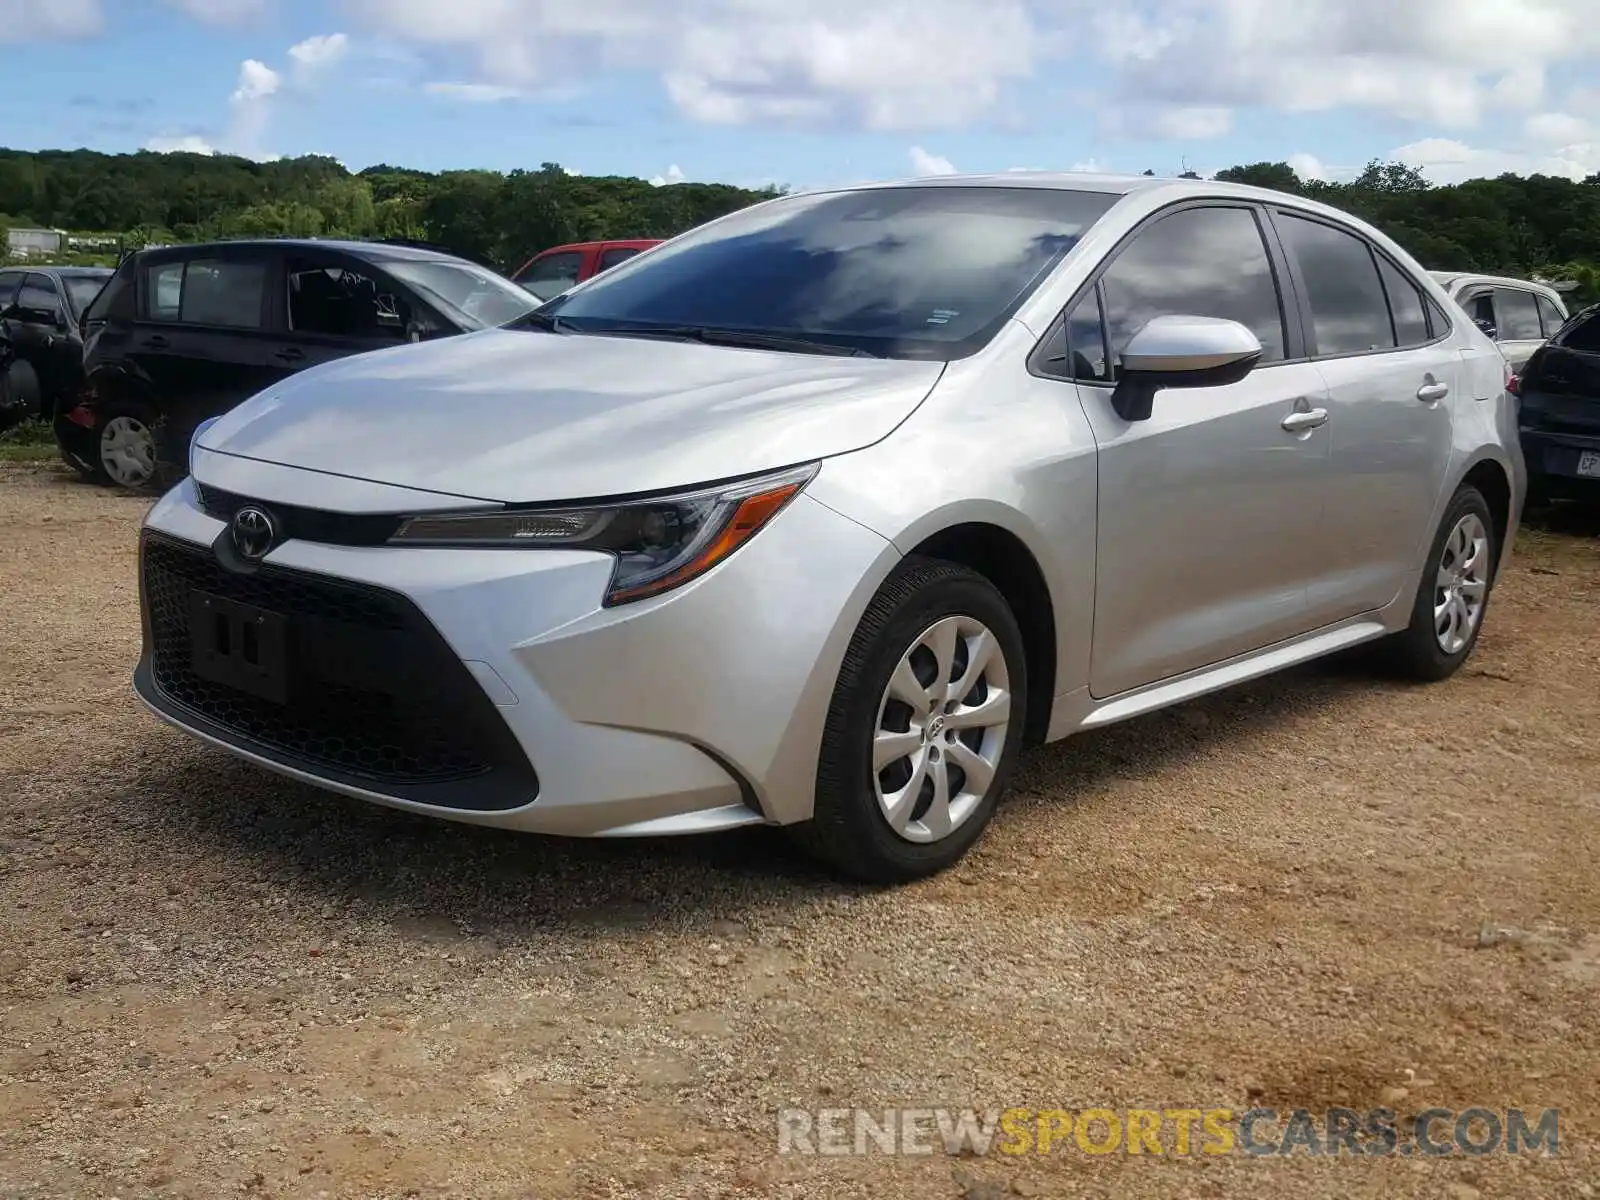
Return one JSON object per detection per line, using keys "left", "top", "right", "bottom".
{"left": 1428, "top": 270, "right": 1563, "bottom": 301}
{"left": 0, "top": 264, "right": 113, "bottom": 276}
{"left": 138, "top": 238, "right": 467, "bottom": 264}
{"left": 538, "top": 239, "right": 662, "bottom": 252}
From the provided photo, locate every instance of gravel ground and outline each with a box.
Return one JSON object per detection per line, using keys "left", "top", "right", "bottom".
{"left": 2, "top": 461, "right": 1598, "bottom": 1200}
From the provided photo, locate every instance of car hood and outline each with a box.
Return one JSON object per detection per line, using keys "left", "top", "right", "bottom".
{"left": 197, "top": 329, "right": 945, "bottom": 504}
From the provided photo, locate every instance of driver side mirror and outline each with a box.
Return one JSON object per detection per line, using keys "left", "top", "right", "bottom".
{"left": 1111, "top": 315, "right": 1264, "bottom": 422}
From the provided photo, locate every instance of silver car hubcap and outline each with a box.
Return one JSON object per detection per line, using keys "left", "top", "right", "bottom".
{"left": 873, "top": 615, "right": 1012, "bottom": 844}
{"left": 1434, "top": 512, "right": 1490, "bottom": 655}
{"left": 101, "top": 416, "right": 155, "bottom": 486}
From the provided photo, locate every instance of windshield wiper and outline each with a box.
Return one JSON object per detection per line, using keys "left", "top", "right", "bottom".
{"left": 586, "top": 324, "right": 880, "bottom": 358}
{"left": 506, "top": 309, "right": 571, "bottom": 333}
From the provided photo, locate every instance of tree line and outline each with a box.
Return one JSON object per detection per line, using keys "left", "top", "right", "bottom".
{"left": 2, "top": 147, "right": 1597, "bottom": 302}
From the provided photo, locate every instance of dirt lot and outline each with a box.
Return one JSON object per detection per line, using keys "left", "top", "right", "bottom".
{"left": 1, "top": 461, "right": 1598, "bottom": 1200}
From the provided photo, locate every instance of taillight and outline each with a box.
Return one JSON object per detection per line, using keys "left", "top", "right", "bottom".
{"left": 1506, "top": 373, "right": 1520, "bottom": 396}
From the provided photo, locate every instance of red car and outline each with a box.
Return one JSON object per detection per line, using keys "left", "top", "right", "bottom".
{"left": 510, "top": 239, "right": 662, "bottom": 301}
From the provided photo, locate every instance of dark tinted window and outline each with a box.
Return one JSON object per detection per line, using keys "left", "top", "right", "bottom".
{"left": 179, "top": 258, "right": 268, "bottom": 328}
{"left": 1377, "top": 257, "right": 1429, "bottom": 346}
{"left": 1425, "top": 293, "right": 1452, "bottom": 338}
{"left": 1278, "top": 213, "right": 1393, "bottom": 355}
{"left": 1467, "top": 293, "right": 1496, "bottom": 330}
{"left": 1098, "top": 205, "right": 1285, "bottom": 365}
{"left": 1065, "top": 287, "right": 1110, "bottom": 382}
{"left": 547, "top": 186, "right": 1118, "bottom": 360}
{"left": 1537, "top": 295, "right": 1566, "bottom": 336}
{"left": 1556, "top": 309, "right": 1600, "bottom": 354}
{"left": 1496, "top": 288, "right": 1543, "bottom": 340}
{"left": 0, "top": 271, "right": 22, "bottom": 307}
{"left": 19, "top": 274, "right": 61, "bottom": 316}
{"left": 288, "top": 258, "right": 407, "bottom": 341}
{"left": 146, "top": 261, "right": 184, "bottom": 320}
{"left": 598, "top": 247, "right": 642, "bottom": 270}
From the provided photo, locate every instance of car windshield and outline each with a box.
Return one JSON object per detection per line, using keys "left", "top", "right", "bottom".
{"left": 64, "top": 275, "right": 109, "bottom": 316}
{"left": 380, "top": 260, "right": 539, "bottom": 330}
{"left": 537, "top": 185, "right": 1119, "bottom": 360}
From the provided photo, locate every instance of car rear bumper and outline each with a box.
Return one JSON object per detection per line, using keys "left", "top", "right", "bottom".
{"left": 1520, "top": 426, "right": 1600, "bottom": 494}
{"left": 134, "top": 469, "right": 895, "bottom": 836}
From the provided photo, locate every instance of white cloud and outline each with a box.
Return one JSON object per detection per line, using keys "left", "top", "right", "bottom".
{"left": 288, "top": 32, "right": 350, "bottom": 77}
{"left": 1287, "top": 152, "right": 1329, "bottom": 181}
{"left": 424, "top": 81, "right": 522, "bottom": 102}
{"left": 1392, "top": 136, "right": 1600, "bottom": 184}
{"left": 145, "top": 35, "right": 349, "bottom": 161}
{"left": 0, "top": 0, "right": 101, "bottom": 41}
{"left": 908, "top": 146, "right": 957, "bottom": 176}
{"left": 144, "top": 135, "right": 218, "bottom": 155}
{"left": 347, "top": 0, "right": 1040, "bottom": 131}
{"left": 1524, "top": 111, "right": 1590, "bottom": 145}
{"left": 162, "top": 0, "right": 265, "bottom": 22}
{"left": 1068, "top": 158, "right": 1105, "bottom": 173}
{"left": 1150, "top": 105, "right": 1233, "bottom": 139}
{"left": 649, "top": 164, "right": 688, "bottom": 186}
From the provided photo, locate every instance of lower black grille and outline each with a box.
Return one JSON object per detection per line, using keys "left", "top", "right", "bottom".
{"left": 138, "top": 532, "right": 538, "bottom": 808}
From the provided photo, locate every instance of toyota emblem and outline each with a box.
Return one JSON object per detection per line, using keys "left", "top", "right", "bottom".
{"left": 231, "top": 506, "right": 277, "bottom": 561}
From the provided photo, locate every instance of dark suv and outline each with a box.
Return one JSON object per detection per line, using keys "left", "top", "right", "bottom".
{"left": 1517, "top": 302, "right": 1600, "bottom": 502}
{"left": 55, "top": 239, "right": 538, "bottom": 486}
{"left": 0, "top": 266, "right": 114, "bottom": 429}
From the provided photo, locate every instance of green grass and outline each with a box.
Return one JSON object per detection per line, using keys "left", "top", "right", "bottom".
{"left": 0, "top": 418, "right": 60, "bottom": 462}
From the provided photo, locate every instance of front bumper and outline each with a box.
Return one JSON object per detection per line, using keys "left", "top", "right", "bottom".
{"left": 134, "top": 467, "right": 895, "bottom": 835}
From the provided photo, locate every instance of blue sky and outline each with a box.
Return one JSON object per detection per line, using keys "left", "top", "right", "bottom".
{"left": 3, "top": 0, "right": 1597, "bottom": 189}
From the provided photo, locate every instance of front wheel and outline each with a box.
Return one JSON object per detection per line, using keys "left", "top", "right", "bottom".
{"left": 1376, "top": 485, "right": 1497, "bottom": 681}
{"left": 91, "top": 403, "right": 160, "bottom": 488}
{"left": 789, "top": 557, "right": 1028, "bottom": 884}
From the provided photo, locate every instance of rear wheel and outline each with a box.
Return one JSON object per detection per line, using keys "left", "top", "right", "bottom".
{"left": 92, "top": 403, "right": 159, "bottom": 488}
{"left": 789, "top": 557, "right": 1028, "bottom": 883}
{"left": 1376, "top": 485, "right": 1497, "bottom": 681}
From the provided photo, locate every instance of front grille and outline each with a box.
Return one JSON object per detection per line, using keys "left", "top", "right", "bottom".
{"left": 194, "top": 483, "right": 405, "bottom": 547}
{"left": 139, "top": 532, "right": 538, "bottom": 803}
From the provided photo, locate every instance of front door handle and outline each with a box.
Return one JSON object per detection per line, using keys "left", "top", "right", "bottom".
{"left": 1281, "top": 407, "right": 1329, "bottom": 433}
{"left": 1417, "top": 377, "right": 1450, "bottom": 403}
{"left": 274, "top": 347, "right": 305, "bottom": 362}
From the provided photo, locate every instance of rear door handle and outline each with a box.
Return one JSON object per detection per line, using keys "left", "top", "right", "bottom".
{"left": 1281, "top": 407, "right": 1328, "bottom": 433}
{"left": 141, "top": 335, "right": 170, "bottom": 349}
{"left": 1417, "top": 379, "right": 1450, "bottom": 403}
{"left": 274, "top": 347, "right": 305, "bottom": 362}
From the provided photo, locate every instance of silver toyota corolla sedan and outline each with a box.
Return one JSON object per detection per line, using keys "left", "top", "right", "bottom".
{"left": 134, "top": 173, "right": 1522, "bottom": 882}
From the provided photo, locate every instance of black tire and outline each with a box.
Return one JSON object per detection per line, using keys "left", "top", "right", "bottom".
{"left": 88, "top": 399, "right": 161, "bottom": 488}
{"left": 1374, "top": 485, "right": 1498, "bottom": 681}
{"left": 788, "top": 556, "right": 1029, "bottom": 884}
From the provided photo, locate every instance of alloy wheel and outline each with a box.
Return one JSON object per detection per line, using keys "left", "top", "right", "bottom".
{"left": 100, "top": 416, "right": 156, "bottom": 487}
{"left": 872, "top": 614, "right": 1013, "bottom": 844}
{"left": 1433, "top": 512, "right": 1490, "bottom": 655}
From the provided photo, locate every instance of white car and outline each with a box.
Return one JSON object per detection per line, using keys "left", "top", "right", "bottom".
{"left": 1430, "top": 271, "right": 1568, "bottom": 371}
{"left": 134, "top": 173, "right": 1522, "bottom": 882}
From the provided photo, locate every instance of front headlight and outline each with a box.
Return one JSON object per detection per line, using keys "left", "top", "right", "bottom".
{"left": 388, "top": 463, "right": 818, "bottom": 606}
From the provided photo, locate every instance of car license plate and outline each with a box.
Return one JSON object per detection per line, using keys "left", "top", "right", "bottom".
{"left": 189, "top": 591, "right": 289, "bottom": 704}
{"left": 1579, "top": 449, "right": 1600, "bottom": 478}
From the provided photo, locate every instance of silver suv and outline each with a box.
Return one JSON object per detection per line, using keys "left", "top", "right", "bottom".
{"left": 1431, "top": 271, "right": 1569, "bottom": 371}
{"left": 137, "top": 174, "right": 1522, "bottom": 883}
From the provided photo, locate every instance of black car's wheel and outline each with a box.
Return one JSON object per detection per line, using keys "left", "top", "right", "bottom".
{"left": 790, "top": 556, "right": 1029, "bottom": 884}
{"left": 1376, "top": 484, "right": 1498, "bottom": 681}
{"left": 90, "top": 401, "right": 160, "bottom": 488}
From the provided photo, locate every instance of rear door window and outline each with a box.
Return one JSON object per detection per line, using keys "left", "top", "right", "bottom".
{"left": 1375, "top": 256, "right": 1430, "bottom": 347}
{"left": 143, "top": 256, "right": 269, "bottom": 328}
{"left": 0, "top": 271, "right": 22, "bottom": 308}
{"left": 18, "top": 274, "right": 63, "bottom": 321}
{"left": 1276, "top": 212, "right": 1394, "bottom": 355}
{"left": 1494, "top": 288, "right": 1543, "bottom": 341}
{"left": 597, "top": 247, "right": 642, "bottom": 271}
